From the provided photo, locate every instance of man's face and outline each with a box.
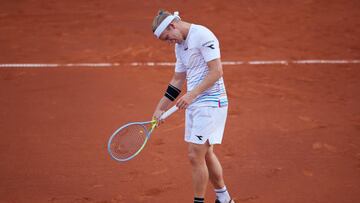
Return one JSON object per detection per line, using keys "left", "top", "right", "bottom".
{"left": 159, "top": 24, "right": 183, "bottom": 44}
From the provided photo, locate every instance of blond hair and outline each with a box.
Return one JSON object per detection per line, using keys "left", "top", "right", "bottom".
{"left": 152, "top": 9, "right": 179, "bottom": 33}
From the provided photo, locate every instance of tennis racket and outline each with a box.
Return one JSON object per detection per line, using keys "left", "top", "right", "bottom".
{"left": 107, "top": 105, "right": 178, "bottom": 162}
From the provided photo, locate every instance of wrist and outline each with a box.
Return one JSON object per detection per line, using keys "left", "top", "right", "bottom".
{"left": 188, "top": 91, "right": 197, "bottom": 99}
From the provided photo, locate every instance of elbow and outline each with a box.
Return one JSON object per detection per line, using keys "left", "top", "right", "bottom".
{"left": 210, "top": 68, "right": 222, "bottom": 80}
{"left": 216, "top": 62, "right": 223, "bottom": 78}
{"left": 217, "top": 68, "right": 223, "bottom": 78}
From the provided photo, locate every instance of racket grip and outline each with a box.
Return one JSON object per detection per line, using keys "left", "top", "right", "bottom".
{"left": 160, "top": 105, "right": 178, "bottom": 120}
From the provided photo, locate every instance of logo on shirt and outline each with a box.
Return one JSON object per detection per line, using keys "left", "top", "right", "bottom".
{"left": 202, "top": 40, "right": 215, "bottom": 50}
{"left": 207, "top": 44, "right": 215, "bottom": 49}
{"left": 195, "top": 135, "right": 203, "bottom": 141}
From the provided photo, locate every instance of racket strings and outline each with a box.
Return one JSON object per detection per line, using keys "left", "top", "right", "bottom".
{"left": 109, "top": 124, "right": 148, "bottom": 160}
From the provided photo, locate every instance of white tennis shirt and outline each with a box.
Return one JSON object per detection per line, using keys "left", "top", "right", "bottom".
{"left": 175, "top": 24, "right": 228, "bottom": 108}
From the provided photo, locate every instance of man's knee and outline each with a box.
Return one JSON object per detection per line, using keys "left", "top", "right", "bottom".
{"left": 188, "top": 151, "right": 200, "bottom": 166}
{"left": 188, "top": 143, "right": 208, "bottom": 165}
{"left": 205, "top": 145, "right": 217, "bottom": 161}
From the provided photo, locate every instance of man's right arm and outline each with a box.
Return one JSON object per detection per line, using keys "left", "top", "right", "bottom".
{"left": 153, "top": 71, "right": 186, "bottom": 121}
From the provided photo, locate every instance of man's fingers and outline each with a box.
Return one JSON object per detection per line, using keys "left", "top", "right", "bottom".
{"left": 176, "top": 99, "right": 189, "bottom": 109}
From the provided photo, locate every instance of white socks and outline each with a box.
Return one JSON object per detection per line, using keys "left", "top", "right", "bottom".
{"left": 215, "top": 186, "right": 231, "bottom": 202}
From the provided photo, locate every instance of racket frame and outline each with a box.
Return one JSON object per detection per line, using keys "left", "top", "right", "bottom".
{"left": 107, "top": 120, "right": 156, "bottom": 162}
{"left": 107, "top": 105, "right": 178, "bottom": 162}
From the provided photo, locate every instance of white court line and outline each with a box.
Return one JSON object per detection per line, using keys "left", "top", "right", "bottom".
{"left": 248, "top": 60, "right": 288, "bottom": 65}
{"left": 294, "top": 60, "right": 360, "bottom": 64}
{"left": 0, "top": 60, "right": 359, "bottom": 68}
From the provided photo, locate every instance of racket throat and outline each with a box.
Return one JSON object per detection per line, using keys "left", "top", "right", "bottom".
{"left": 150, "top": 119, "right": 157, "bottom": 131}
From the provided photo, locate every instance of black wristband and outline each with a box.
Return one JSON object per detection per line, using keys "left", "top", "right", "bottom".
{"left": 164, "top": 84, "right": 181, "bottom": 101}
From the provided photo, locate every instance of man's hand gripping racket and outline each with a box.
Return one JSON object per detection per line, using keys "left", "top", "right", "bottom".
{"left": 107, "top": 105, "right": 178, "bottom": 162}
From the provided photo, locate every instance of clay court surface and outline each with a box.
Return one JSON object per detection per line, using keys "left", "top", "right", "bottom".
{"left": 1, "top": 0, "right": 360, "bottom": 202}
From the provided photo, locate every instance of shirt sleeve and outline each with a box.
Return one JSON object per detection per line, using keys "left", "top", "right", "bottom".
{"left": 174, "top": 45, "right": 186, "bottom": 72}
{"left": 198, "top": 30, "right": 221, "bottom": 62}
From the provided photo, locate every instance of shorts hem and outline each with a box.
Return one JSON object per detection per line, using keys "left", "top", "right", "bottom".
{"left": 184, "top": 138, "right": 222, "bottom": 145}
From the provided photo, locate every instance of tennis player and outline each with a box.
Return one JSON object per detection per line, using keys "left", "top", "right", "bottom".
{"left": 152, "top": 10, "right": 235, "bottom": 203}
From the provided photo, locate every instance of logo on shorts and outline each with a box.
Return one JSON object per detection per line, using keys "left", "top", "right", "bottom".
{"left": 195, "top": 135, "right": 203, "bottom": 141}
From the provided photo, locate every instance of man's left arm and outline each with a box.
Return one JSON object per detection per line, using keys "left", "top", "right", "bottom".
{"left": 176, "top": 58, "right": 223, "bottom": 109}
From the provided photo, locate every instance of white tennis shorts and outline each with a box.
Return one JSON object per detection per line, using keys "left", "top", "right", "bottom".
{"left": 184, "top": 106, "right": 228, "bottom": 145}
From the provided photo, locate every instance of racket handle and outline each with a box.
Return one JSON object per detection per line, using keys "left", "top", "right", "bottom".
{"left": 160, "top": 105, "right": 179, "bottom": 120}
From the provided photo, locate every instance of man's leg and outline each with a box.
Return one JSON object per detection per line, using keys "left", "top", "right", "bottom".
{"left": 188, "top": 142, "right": 210, "bottom": 201}
{"left": 206, "top": 145, "right": 232, "bottom": 202}
{"left": 206, "top": 145, "right": 225, "bottom": 188}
